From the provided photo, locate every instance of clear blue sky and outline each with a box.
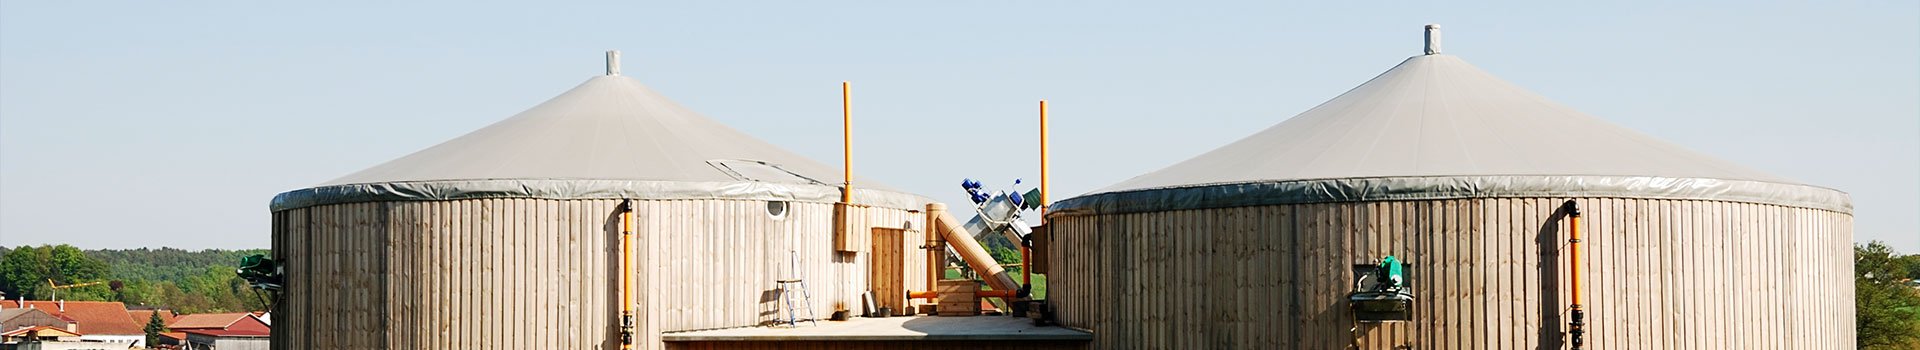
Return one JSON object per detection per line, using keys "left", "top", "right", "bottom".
{"left": 2, "top": 2, "right": 1914, "bottom": 252}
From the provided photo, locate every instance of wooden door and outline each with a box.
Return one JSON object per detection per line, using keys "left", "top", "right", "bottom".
{"left": 869, "top": 227, "right": 907, "bottom": 314}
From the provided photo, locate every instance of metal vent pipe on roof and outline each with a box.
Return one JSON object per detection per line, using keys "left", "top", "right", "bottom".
{"left": 606, "top": 50, "right": 622, "bottom": 76}
{"left": 1424, "top": 24, "right": 1442, "bottom": 55}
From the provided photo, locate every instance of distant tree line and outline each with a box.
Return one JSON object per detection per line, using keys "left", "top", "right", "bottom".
{"left": 0, "top": 245, "right": 269, "bottom": 314}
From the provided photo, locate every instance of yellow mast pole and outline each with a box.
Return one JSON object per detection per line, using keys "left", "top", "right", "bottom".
{"left": 1025, "top": 100, "right": 1048, "bottom": 289}
{"left": 619, "top": 200, "right": 635, "bottom": 349}
{"left": 842, "top": 81, "right": 853, "bottom": 203}
{"left": 1039, "top": 100, "right": 1050, "bottom": 217}
{"left": 1567, "top": 200, "right": 1586, "bottom": 350}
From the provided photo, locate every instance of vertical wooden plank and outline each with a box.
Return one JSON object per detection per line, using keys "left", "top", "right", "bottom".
{"left": 1521, "top": 198, "right": 1542, "bottom": 350}
{"left": 310, "top": 205, "right": 326, "bottom": 350}
{"left": 1450, "top": 199, "right": 1466, "bottom": 350}
{"left": 447, "top": 200, "right": 462, "bottom": 349}
{"left": 1673, "top": 201, "right": 1693, "bottom": 350}
{"left": 1468, "top": 199, "right": 1486, "bottom": 350}
{"left": 294, "top": 208, "right": 311, "bottom": 350}
{"left": 1264, "top": 208, "right": 1280, "bottom": 349}
{"left": 452, "top": 200, "right": 469, "bottom": 350}
{"left": 1768, "top": 204, "right": 1784, "bottom": 349}
{"left": 1726, "top": 201, "right": 1743, "bottom": 350}
{"left": 410, "top": 202, "right": 424, "bottom": 350}
{"left": 317, "top": 205, "right": 334, "bottom": 350}
{"left": 498, "top": 199, "right": 516, "bottom": 350}
{"left": 1635, "top": 199, "right": 1659, "bottom": 350}
{"left": 1304, "top": 204, "right": 1325, "bottom": 349}
{"left": 1426, "top": 200, "right": 1447, "bottom": 350}
{"left": 389, "top": 203, "right": 407, "bottom": 350}
{"left": 1599, "top": 198, "right": 1618, "bottom": 350}
{"left": 333, "top": 204, "right": 349, "bottom": 350}
{"left": 1689, "top": 201, "right": 1708, "bottom": 350}
{"left": 543, "top": 200, "right": 558, "bottom": 350}
{"left": 1487, "top": 198, "right": 1502, "bottom": 350}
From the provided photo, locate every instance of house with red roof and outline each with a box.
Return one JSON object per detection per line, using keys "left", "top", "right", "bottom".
{"left": 167, "top": 312, "right": 269, "bottom": 350}
{"left": 181, "top": 329, "right": 269, "bottom": 350}
{"left": 165, "top": 312, "right": 268, "bottom": 334}
{"left": 1, "top": 325, "right": 83, "bottom": 343}
{"left": 0, "top": 308, "right": 74, "bottom": 333}
{"left": 0, "top": 300, "right": 149, "bottom": 347}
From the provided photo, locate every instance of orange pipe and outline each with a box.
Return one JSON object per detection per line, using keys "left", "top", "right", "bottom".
{"left": 1570, "top": 209, "right": 1583, "bottom": 306}
{"left": 1567, "top": 200, "right": 1587, "bottom": 350}
{"left": 1021, "top": 246, "right": 1031, "bottom": 288}
{"left": 841, "top": 81, "right": 853, "bottom": 203}
{"left": 619, "top": 200, "right": 635, "bottom": 348}
{"left": 908, "top": 289, "right": 1017, "bottom": 300}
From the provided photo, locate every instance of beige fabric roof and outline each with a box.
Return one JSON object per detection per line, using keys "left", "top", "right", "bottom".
{"left": 274, "top": 55, "right": 926, "bottom": 210}
{"left": 1096, "top": 53, "right": 1795, "bottom": 194}
{"left": 1054, "top": 32, "right": 1847, "bottom": 215}
{"left": 326, "top": 75, "right": 849, "bottom": 187}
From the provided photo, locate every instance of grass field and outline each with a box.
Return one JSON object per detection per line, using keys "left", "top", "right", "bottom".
{"left": 944, "top": 268, "right": 1047, "bottom": 300}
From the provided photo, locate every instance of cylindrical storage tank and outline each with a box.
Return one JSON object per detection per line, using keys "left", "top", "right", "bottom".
{"left": 1043, "top": 28, "right": 1852, "bottom": 350}
{"left": 269, "top": 53, "right": 930, "bottom": 349}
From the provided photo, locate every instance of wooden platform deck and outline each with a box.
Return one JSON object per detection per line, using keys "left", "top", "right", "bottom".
{"left": 661, "top": 316, "right": 1093, "bottom": 342}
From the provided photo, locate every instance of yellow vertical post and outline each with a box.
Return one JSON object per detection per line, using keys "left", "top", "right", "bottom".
{"left": 1571, "top": 212, "right": 1583, "bottom": 306}
{"left": 1026, "top": 100, "right": 1049, "bottom": 289}
{"left": 1567, "top": 200, "right": 1586, "bottom": 350}
{"left": 841, "top": 81, "right": 853, "bottom": 203}
{"left": 1039, "top": 100, "right": 1050, "bottom": 216}
{"left": 619, "top": 200, "right": 635, "bottom": 348}
{"left": 927, "top": 203, "right": 945, "bottom": 293}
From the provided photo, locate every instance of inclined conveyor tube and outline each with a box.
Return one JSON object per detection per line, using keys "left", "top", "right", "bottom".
{"left": 908, "top": 202, "right": 1022, "bottom": 301}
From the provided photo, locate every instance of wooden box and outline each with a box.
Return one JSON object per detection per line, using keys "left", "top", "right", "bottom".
{"left": 936, "top": 279, "right": 979, "bottom": 316}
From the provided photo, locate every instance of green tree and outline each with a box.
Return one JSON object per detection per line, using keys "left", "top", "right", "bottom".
{"left": 1856, "top": 241, "right": 1920, "bottom": 350}
{"left": 1900, "top": 254, "right": 1920, "bottom": 281}
{"left": 0, "top": 245, "right": 113, "bottom": 300}
{"left": 143, "top": 311, "right": 167, "bottom": 346}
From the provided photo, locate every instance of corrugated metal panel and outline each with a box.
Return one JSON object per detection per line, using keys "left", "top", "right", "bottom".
{"left": 1044, "top": 198, "right": 1852, "bottom": 350}
{"left": 272, "top": 198, "right": 924, "bottom": 349}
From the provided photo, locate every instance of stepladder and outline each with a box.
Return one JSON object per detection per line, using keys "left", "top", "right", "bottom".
{"left": 776, "top": 249, "right": 817, "bottom": 327}
{"left": 775, "top": 278, "right": 817, "bottom": 327}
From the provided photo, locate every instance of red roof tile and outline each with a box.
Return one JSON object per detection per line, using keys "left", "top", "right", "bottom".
{"left": 167, "top": 312, "right": 258, "bottom": 330}
{"left": 181, "top": 329, "right": 269, "bottom": 337}
{"left": 128, "top": 309, "right": 178, "bottom": 325}
{"left": 0, "top": 300, "right": 145, "bottom": 335}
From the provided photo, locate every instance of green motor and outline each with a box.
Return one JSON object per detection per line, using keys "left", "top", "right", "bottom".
{"left": 237, "top": 254, "right": 283, "bottom": 291}
{"left": 1378, "top": 255, "right": 1404, "bottom": 292}
{"left": 1350, "top": 255, "right": 1414, "bottom": 322}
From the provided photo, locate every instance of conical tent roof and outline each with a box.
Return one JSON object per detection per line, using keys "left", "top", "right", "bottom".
{"left": 1054, "top": 27, "right": 1848, "bottom": 215}
{"left": 272, "top": 53, "right": 923, "bottom": 211}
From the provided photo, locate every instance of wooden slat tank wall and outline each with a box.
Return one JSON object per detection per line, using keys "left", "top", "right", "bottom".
{"left": 664, "top": 340, "right": 1090, "bottom": 349}
{"left": 271, "top": 198, "right": 926, "bottom": 350}
{"left": 1042, "top": 198, "right": 1853, "bottom": 350}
